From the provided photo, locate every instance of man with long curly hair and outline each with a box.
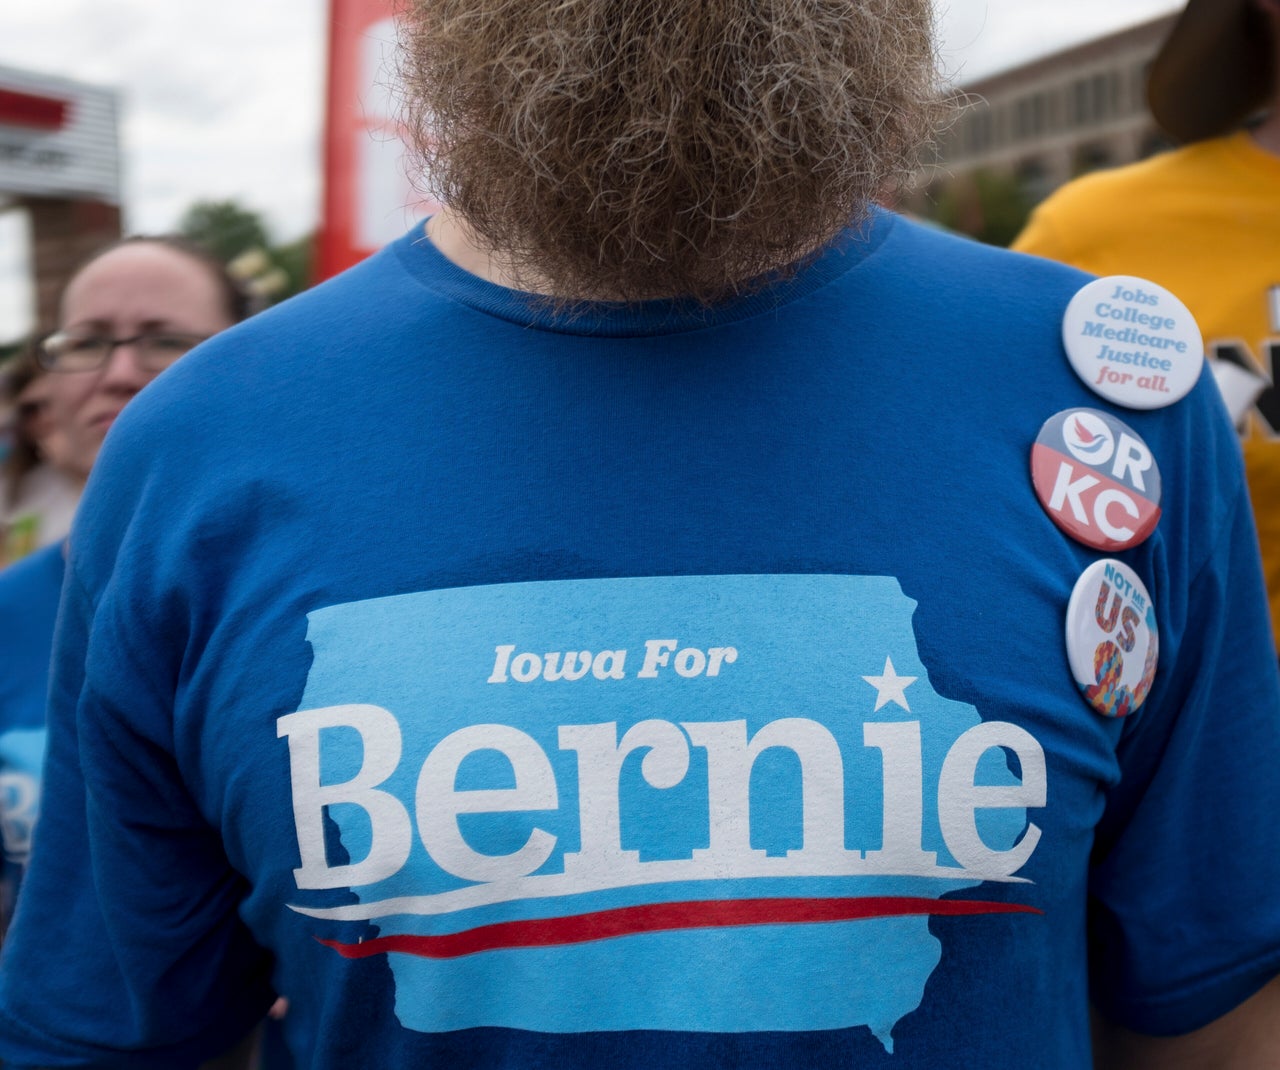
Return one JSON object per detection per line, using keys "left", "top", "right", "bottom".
{"left": 0, "top": 3, "right": 1278, "bottom": 1067}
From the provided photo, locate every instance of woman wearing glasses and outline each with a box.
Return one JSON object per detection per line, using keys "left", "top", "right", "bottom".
{"left": 0, "top": 236, "right": 239, "bottom": 887}
{"left": 0, "top": 235, "right": 245, "bottom": 929}
{"left": 0, "top": 235, "right": 296, "bottom": 1069}
{"left": 35, "top": 236, "right": 249, "bottom": 486}
{"left": 0, "top": 235, "right": 282, "bottom": 1068}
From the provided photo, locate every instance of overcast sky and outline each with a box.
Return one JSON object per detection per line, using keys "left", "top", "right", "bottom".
{"left": 0, "top": 0, "right": 1180, "bottom": 340}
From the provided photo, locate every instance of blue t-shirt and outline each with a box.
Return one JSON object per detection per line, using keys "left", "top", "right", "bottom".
{"left": 0, "top": 541, "right": 61, "bottom": 932}
{"left": 1, "top": 211, "right": 1278, "bottom": 1069}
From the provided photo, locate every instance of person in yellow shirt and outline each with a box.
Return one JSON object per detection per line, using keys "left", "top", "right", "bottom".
{"left": 1014, "top": 0, "right": 1280, "bottom": 650}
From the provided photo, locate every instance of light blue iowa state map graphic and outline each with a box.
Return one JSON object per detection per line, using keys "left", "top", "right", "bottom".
{"left": 279, "top": 575, "right": 1044, "bottom": 1052}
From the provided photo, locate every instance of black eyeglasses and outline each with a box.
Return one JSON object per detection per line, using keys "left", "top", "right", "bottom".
{"left": 37, "top": 330, "right": 211, "bottom": 373}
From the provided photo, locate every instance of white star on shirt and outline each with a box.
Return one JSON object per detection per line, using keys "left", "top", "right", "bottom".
{"left": 861, "top": 656, "right": 917, "bottom": 712}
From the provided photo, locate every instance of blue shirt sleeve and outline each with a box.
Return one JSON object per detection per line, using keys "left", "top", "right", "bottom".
{"left": 1088, "top": 480, "right": 1280, "bottom": 1034}
{"left": 0, "top": 557, "right": 275, "bottom": 1068}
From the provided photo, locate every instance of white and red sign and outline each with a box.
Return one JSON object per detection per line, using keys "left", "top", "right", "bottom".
{"left": 1031, "top": 408, "right": 1162, "bottom": 552}
{"left": 317, "top": 0, "right": 439, "bottom": 280}
{"left": 0, "top": 64, "right": 120, "bottom": 203}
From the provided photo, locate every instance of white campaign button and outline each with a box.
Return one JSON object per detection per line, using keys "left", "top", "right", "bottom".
{"left": 1062, "top": 275, "right": 1203, "bottom": 410}
{"left": 1065, "top": 559, "right": 1158, "bottom": 718}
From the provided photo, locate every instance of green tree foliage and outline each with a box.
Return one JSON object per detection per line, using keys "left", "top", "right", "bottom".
{"left": 271, "top": 233, "right": 315, "bottom": 299}
{"left": 930, "top": 169, "right": 1033, "bottom": 249}
{"left": 178, "top": 200, "right": 270, "bottom": 266}
{"left": 178, "top": 199, "right": 314, "bottom": 306}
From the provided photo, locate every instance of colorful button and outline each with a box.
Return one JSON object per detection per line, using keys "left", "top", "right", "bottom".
{"left": 1065, "top": 559, "right": 1158, "bottom": 718}
{"left": 1062, "top": 275, "right": 1203, "bottom": 409}
{"left": 1031, "top": 408, "right": 1162, "bottom": 551}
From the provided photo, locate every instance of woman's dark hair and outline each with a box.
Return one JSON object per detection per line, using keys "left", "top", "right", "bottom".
{"left": 2, "top": 342, "right": 50, "bottom": 504}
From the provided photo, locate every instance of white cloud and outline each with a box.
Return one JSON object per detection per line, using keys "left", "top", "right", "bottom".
{"left": 1, "top": 0, "right": 324, "bottom": 340}
{"left": 939, "top": 0, "right": 1181, "bottom": 82}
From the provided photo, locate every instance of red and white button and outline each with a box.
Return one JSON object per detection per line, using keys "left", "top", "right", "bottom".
{"left": 1031, "top": 408, "right": 1162, "bottom": 551}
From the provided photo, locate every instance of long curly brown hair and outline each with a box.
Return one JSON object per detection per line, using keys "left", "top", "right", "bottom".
{"left": 398, "top": 0, "right": 946, "bottom": 304}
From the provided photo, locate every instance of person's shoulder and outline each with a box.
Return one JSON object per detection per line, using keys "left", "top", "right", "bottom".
{"left": 1031, "top": 140, "right": 1226, "bottom": 220}
{"left": 189, "top": 232, "right": 423, "bottom": 369}
{"left": 0, "top": 542, "right": 64, "bottom": 622}
{"left": 105, "top": 228, "right": 433, "bottom": 451}
{"left": 0, "top": 542, "right": 65, "bottom": 597}
{"left": 885, "top": 210, "right": 1093, "bottom": 305}
{"left": 71, "top": 226, "right": 446, "bottom": 572}
{"left": 1010, "top": 142, "right": 1234, "bottom": 265}
{"left": 882, "top": 211, "right": 1238, "bottom": 478}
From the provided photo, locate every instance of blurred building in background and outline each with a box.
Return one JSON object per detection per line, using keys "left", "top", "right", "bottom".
{"left": 0, "top": 64, "right": 121, "bottom": 340}
{"left": 909, "top": 13, "right": 1177, "bottom": 245}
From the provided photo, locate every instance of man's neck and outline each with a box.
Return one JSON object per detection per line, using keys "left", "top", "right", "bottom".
{"left": 424, "top": 209, "right": 552, "bottom": 294}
